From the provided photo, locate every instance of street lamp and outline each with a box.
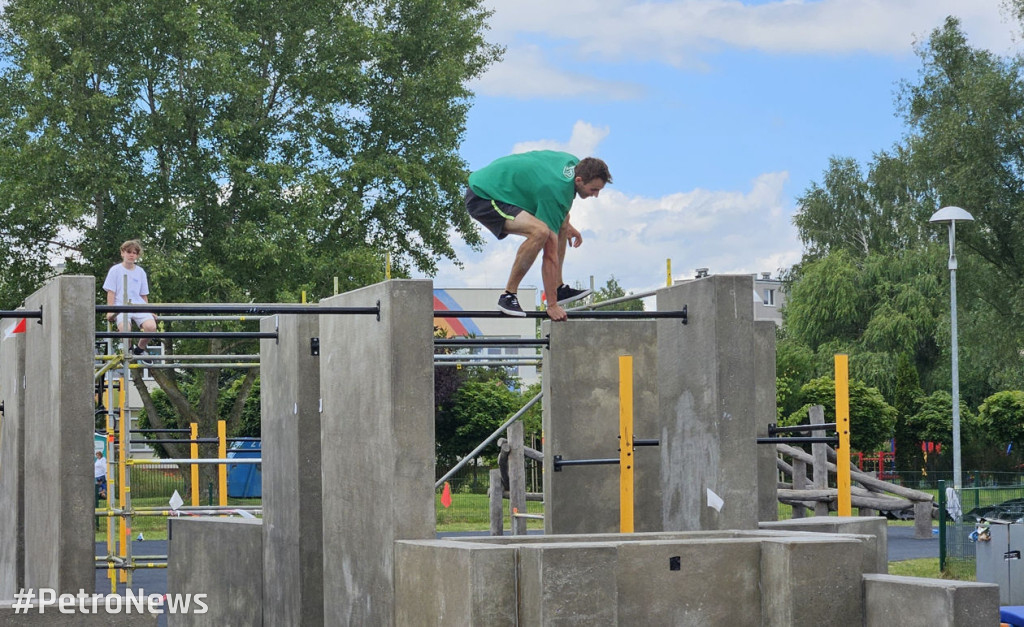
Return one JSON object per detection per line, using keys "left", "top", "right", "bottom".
{"left": 929, "top": 206, "right": 974, "bottom": 492}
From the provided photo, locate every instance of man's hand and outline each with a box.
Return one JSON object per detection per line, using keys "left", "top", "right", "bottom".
{"left": 105, "top": 313, "right": 116, "bottom": 322}
{"left": 546, "top": 303, "right": 568, "bottom": 322}
{"left": 565, "top": 223, "right": 583, "bottom": 248}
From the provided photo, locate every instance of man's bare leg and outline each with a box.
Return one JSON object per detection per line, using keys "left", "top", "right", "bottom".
{"left": 503, "top": 212, "right": 551, "bottom": 294}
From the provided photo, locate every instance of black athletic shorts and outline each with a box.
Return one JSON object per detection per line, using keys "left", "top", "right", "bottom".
{"left": 465, "top": 189, "right": 524, "bottom": 240}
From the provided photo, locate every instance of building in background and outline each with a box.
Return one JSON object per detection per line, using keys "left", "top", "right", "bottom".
{"left": 433, "top": 287, "right": 540, "bottom": 386}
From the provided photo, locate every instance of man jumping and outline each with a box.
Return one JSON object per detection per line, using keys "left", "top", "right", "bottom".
{"left": 464, "top": 150, "right": 612, "bottom": 320}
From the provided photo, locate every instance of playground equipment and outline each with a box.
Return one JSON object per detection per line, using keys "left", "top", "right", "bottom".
{"left": 0, "top": 275, "right": 1002, "bottom": 625}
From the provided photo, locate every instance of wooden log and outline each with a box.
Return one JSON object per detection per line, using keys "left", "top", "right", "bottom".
{"left": 777, "top": 443, "right": 933, "bottom": 502}
{"left": 777, "top": 488, "right": 914, "bottom": 512}
{"left": 489, "top": 469, "right": 503, "bottom": 536}
{"left": 508, "top": 422, "right": 527, "bottom": 536}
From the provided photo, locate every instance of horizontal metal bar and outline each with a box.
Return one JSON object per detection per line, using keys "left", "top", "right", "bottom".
{"left": 129, "top": 362, "right": 260, "bottom": 369}
{"left": 128, "top": 458, "right": 262, "bottom": 465}
{"left": 0, "top": 309, "right": 41, "bottom": 319}
{"left": 633, "top": 439, "right": 660, "bottom": 446}
{"left": 433, "top": 308, "right": 686, "bottom": 321}
{"left": 435, "top": 361, "right": 541, "bottom": 368}
{"left": 435, "top": 338, "right": 549, "bottom": 347}
{"left": 768, "top": 423, "right": 837, "bottom": 435}
{"left": 97, "top": 331, "right": 276, "bottom": 339}
{"left": 757, "top": 437, "right": 839, "bottom": 444}
{"left": 511, "top": 513, "right": 544, "bottom": 520}
{"left": 552, "top": 455, "right": 619, "bottom": 471}
{"left": 567, "top": 289, "right": 660, "bottom": 311}
{"left": 130, "top": 438, "right": 218, "bottom": 445}
{"left": 97, "top": 304, "right": 379, "bottom": 316}
{"left": 118, "top": 354, "right": 260, "bottom": 361}
{"left": 132, "top": 429, "right": 190, "bottom": 434}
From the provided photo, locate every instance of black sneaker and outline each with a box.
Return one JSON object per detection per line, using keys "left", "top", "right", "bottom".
{"left": 131, "top": 346, "right": 151, "bottom": 365}
{"left": 497, "top": 292, "right": 526, "bottom": 317}
{"left": 556, "top": 284, "right": 593, "bottom": 305}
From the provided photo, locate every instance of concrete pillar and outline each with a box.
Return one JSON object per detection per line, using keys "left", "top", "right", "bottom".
{"left": 167, "top": 517, "right": 262, "bottom": 626}
{"left": 863, "top": 574, "right": 999, "bottom": 627}
{"left": 760, "top": 536, "right": 865, "bottom": 626}
{"left": 23, "top": 276, "right": 95, "bottom": 593}
{"left": 260, "top": 314, "right": 322, "bottom": 626}
{"left": 319, "top": 280, "right": 435, "bottom": 625}
{"left": 657, "top": 275, "right": 760, "bottom": 531}
{"left": 542, "top": 320, "right": 659, "bottom": 534}
{"left": 754, "top": 320, "right": 778, "bottom": 522}
{"left": 0, "top": 317, "right": 27, "bottom": 597}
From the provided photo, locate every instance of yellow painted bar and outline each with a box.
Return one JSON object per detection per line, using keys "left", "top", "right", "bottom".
{"left": 666, "top": 259, "right": 672, "bottom": 286}
{"left": 619, "top": 355, "right": 635, "bottom": 533}
{"left": 190, "top": 423, "right": 200, "bottom": 507}
{"left": 835, "top": 354, "right": 852, "bottom": 516}
{"left": 218, "top": 420, "right": 227, "bottom": 507}
{"left": 117, "top": 378, "right": 127, "bottom": 583}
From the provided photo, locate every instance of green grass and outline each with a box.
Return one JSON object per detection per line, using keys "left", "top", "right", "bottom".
{"left": 94, "top": 496, "right": 261, "bottom": 542}
{"left": 888, "top": 558, "right": 975, "bottom": 581}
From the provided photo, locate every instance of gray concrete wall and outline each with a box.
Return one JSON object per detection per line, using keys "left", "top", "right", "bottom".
{"left": 259, "top": 314, "right": 323, "bottom": 626}
{"left": 759, "top": 516, "right": 888, "bottom": 574}
{"left": 657, "top": 275, "right": 760, "bottom": 531}
{"left": 0, "top": 600, "right": 157, "bottom": 625}
{"left": 23, "top": 276, "right": 95, "bottom": 593}
{"left": 542, "top": 320, "right": 659, "bottom": 534}
{"left": 167, "top": 517, "right": 262, "bottom": 627}
{"left": 0, "top": 321, "right": 27, "bottom": 597}
{"left": 863, "top": 574, "right": 999, "bottom": 627}
{"left": 319, "top": 280, "right": 435, "bottom": 625}
{"left": 395, "top": 540, "right": 516, "bottom": 626}
{"left": 760, "top": 536, "right": 865, "bottom": 626}
{"left": 754, "top": 320, "right": 778, "bottom": 522}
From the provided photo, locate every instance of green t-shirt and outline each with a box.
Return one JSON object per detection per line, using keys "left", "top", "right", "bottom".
{"left": 468, "top": 150, "right": 579, "bottom": 233}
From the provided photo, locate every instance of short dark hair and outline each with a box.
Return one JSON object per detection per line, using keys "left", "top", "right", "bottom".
{"left": 575, "top": 157, "right": 612, "bottom": 184}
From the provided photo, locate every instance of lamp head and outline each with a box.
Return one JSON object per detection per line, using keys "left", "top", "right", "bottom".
{"left": 930, "top": 206, "right": 974, "bottom": 224}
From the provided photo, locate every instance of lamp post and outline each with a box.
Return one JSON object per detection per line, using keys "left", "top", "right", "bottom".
{"left": 929, "top": 206, "right": 974, "bottom": 492}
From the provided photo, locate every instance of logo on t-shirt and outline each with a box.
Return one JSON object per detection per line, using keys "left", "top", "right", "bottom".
{"left": 563, "top": 164, "right": 576, "bottom": 179}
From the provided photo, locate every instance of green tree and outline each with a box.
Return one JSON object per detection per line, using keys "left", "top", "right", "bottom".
{"left": 978, "top": 390, "right": 1024, "bottom": 452}
{"left": 0, "top": 0, "right": 500, "bottom": 498}
{"left": 592, "top": 275, "right": 644, "bottom": 311}
{"left": 784, "top": 376, "right": 897, "bottom": 453}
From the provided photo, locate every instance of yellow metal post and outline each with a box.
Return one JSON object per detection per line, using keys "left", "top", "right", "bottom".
{"left": 218, "top": 420, "right": 227, "bottom": 507}
{"left": 117, "top": 378, "right": 128, "bottom": 583}
{"left": 619, "top": 355, "right": 635, "bottom": 533}
{"left": 666, "top": 259, "right": 672, "bottom": 286}
{"left": 386, "top": 251, "right": 392, "bottom": 279}
{"left": 835, "top": 354, "right": 852, "bottom": 516}
{"left": 190, "top": 423, "right": 199, "bottom": 507}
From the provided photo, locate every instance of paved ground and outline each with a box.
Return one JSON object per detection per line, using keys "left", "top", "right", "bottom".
{"left": 887, "top": 523, "right": 940, "bottom": 562}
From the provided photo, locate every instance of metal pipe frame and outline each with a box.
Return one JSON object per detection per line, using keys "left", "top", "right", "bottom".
{"left": 127, "top": 458, "right": 262, "bottom": 465}
{"left": 435, "top": 338, "right": 549, "bottom": 347}
{"left": 128, "top": 362, "right": 260, "bottom": 369}
{"left": 0, "top": 309, "right": 42, "bottom": 319}
{"left": 566, "top": 289, "right": 660, "bottom": 311}
{"left": 434, "top": 361, "right": 541, "bottom": 368}
{"left": 433, "top": 307, "right": 686, "bottom": 322}
{"left": 97, "top": 303, "right": 380, "bottom": 316}
{"left": 98, "top": 331, "right": 276, "bottom": 339}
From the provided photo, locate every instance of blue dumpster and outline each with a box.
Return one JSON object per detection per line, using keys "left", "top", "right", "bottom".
{"left": 227, "top": 440, "right": 261, "bottom": 498}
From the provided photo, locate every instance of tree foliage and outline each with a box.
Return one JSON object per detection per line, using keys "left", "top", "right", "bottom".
{"left": 783, "top": 376, "right": 897, "bottom": 453}
{"left": 592, "top": 275, "right": 644, "bottom": 311}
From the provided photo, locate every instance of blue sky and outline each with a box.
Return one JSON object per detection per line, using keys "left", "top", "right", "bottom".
{"left": 416, "top": 0, "right": 1021, "bottom": 302}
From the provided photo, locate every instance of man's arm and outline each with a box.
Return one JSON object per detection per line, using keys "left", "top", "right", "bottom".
{"left": 105, "top": 289, "right": 117, "bottom": 321}
{"left": 540, "top": 231, "right": 567, "bottom": 321}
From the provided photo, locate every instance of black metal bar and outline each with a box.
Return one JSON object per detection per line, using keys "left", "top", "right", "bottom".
{"left": 97, "top": 331, "right": 277, "bottom": 339}
{"left": 130, "top": 438, "right": 219, "bottom": 445}
{"left": 433, "top": 308, "right": 687, "bottom": 322}
{"left": 768, "top": 422, "right": 837, "bottom": 435}
{"left": 552, "top": 454, "right": 620, "bottom": 471}
{"left": 633, "top": 439, "right": 660, "bottom": 446}
{"left": 96, "top": 304, "right": 380, "bottom": 316}
{"left": 131, "top": 429, "right": 190, "bottom": 434}
{"left": 226, "top": 437, "right": 261, "bottom": 442}
{"left": 0, "top": 309, "right": 42, "bottom": 319}
{"left": 757, "top": 436, "right": 839, "bottom": 444}
{"left": 435, "top": 338, "right": 549, "bottom": 347}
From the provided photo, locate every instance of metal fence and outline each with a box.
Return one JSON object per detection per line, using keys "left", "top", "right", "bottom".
{"left": 938, "top": 479, "right": 1024, "bottom": 575}
{"left": 885, "top": 471, "right": 1024, "bottom": 491}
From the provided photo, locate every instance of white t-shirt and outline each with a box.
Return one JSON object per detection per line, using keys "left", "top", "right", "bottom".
{"left": 95, "top": 457, "right": 107, "bottom": 479}
{"left": 103, "top": 264, "right": 149, "bottom": 305}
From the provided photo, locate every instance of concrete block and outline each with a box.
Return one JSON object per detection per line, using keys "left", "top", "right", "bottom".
{"left": 23, "top": 276, "right": 95, "bottom": 593}
{"left": 657, "top": 275, "right": 760, "bottom": 531}
{"left": 166, "top": 516, "right": 262, "bottom": 627}
{"left": 617, "top": 539, "right": 762, "bottom": 624}
{"left": 518, "top": 542, "right": 619, "bottom": 625}
{"left": 394, "top": 540, "right": 516, "bottom": 626}
{"left": 319, "top": 280, "right": 435, "bottom": 625}
{"left": 0, "top": 323, "right": 27, "bottom": 597}
{"left": 542, "top": 320, "right": 659, "bottom": 534}
{"left": 754, "top": 320, "right": 778, "bottom": 522}
{"left": 260, "top": 314, "right": 323, "bottom": 626}
{"left": 759, "top": 516, "right": 888, "bottom": 573}
{"left": 863, "top": 574, "right": 999, "bottom": 627}
{"left": 0, "top": 599, "right": 157, "bottom": 625}
{"left": 760, "top": 536, "right": 865, "bottom": 626}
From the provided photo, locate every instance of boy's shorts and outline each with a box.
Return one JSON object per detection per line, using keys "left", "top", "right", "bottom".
{"left": 465, "top": 189, "right": 524, "bottom": 240}
{"left": 115, "top": 312, "right": 155, "bottom": 328}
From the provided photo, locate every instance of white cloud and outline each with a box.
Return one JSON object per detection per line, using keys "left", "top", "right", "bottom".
{"left": 471, "top": 44, "right": 645, "bottom": 99}
{"left": 511, "top": 121, "right": 611, "bottom": 157}
{"left": 476, "top": 0, "right": 1018, "bottom": 98}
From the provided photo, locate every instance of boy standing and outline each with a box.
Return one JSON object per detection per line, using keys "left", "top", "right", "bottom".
{"left": 103, "top": 239, "right": 157, "bottom": 356}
